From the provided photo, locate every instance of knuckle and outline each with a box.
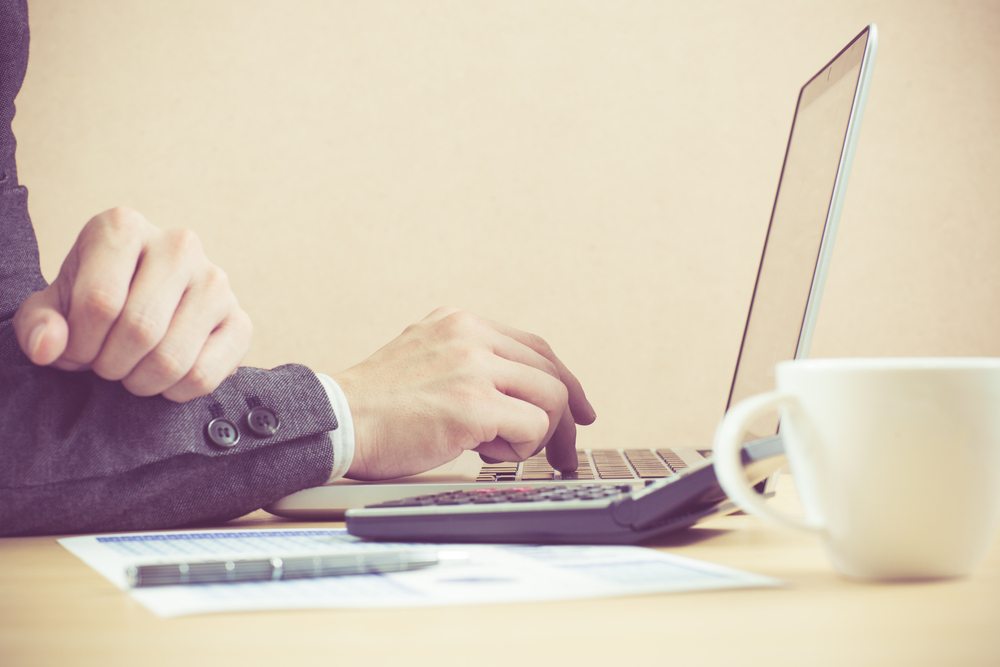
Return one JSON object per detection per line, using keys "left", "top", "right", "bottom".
{"left": 448, "top": 339, "right": 487, "bottom": 368}
{"left": 439, "top": 310, "right": 480, "bottom": 338}
{"left": 233, "top": 307, "right": 253, "bottom": 339}
{"left": 529, "top": 412, "right": 551, "bottom": 446}
{"left": 428, "top": 305, "right": 459, "bottom": 319}
{"left": 471, "top": 370, "right": 497, "bottom": 397}
{"left": 120, "top": 310, "right": 166, "bottom": 348}
{"left": 202, "top": 264, "right": 231, "bottom": 292}
{"left": 224, "top": 311, "right": 253, "bottom": 364}
{"left": 120, "top": 375, "right": 150, "bottom": 397}
{"left": 164, "top": 227, "right": 204, "bottom": 257}
{"left": 80, "top": 207, "right": 149, "bottom": 251}
{"left": 91, "top": 355, "right": 127, "bottom": 381}
{"left": 507, "top": 447, "right": 533, "bottom": 463}
{"left": 106, "top": 205, "right": 140, "bottom": 221}
{"left": 77, "top": 287, "right": 124, "bottom": 324}
{"left": 145, "top": 345, "right": 190, "bottom": 383}
{"left": 182, "top": 364, "right": 218, "bottom": 397}
{"left": 95, "top": 206, "right": 143, "bottom": 235}
{"left": 548, "top": 380, "right": 569, "bottom": 409}
{"left": 526, "top": 332, "right": 553, "bottom": 356}
{"left": 513, "top": 419, "right": 548, "bottom": 461}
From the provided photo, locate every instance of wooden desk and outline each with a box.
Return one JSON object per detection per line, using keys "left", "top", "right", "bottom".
{"left": 1, "top": 475, "right": 997, "bottom": 667}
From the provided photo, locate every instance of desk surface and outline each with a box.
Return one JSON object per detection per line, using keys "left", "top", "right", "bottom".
{"left": 1, "top": 475, "right": 997, "bottom": 667}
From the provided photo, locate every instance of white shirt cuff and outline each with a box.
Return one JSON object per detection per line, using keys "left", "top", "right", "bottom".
{"left": 315, "top": 372, "right": 355, "bottom": 481}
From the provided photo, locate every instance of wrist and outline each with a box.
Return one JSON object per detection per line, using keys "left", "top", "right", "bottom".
{"left": 314, "top": 372, "right": 356, "bottom": 481}
{"left": 331, "top": 370, "right": 379, "bottom": 480}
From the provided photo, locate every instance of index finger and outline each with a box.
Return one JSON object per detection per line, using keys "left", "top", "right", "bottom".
{"left": 486, "top": 319, "right": 596, "bottom": 425}
{"left": 545, "top": 407, "right": 579, "bottom": 472}
{"left": 481, "top": 408, "right": 579, "bottom": 472}
{"left": 61, "top": 217, "right": 148, "bottom": 366}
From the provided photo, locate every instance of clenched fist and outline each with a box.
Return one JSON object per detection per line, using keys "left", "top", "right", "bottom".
{"left": 14, "top": 207, "right": 251, "bottom": 402}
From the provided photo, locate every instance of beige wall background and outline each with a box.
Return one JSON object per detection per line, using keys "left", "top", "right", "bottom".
{"left": 14, "top": 1, "right": 1000, "bottom": 448}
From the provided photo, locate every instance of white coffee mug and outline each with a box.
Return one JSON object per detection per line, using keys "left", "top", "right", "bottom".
{"left": 713, "top": 357, "right": 1000, "bottom": 581}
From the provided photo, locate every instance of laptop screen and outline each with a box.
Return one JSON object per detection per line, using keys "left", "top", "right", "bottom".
{"left": 725, "top": 28, "right": 872, "bottom": 441}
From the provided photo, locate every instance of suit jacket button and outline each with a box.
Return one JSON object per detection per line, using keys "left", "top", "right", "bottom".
{"left": 206, "top": 418, "right": 241, "bottom": 448}
{"left": 246, "top": 407, "right": 280, "bottom": 437}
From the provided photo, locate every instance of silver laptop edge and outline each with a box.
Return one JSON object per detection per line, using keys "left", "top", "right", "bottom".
{"left": 793, "top": 24, "right": 878, "bottom": 363}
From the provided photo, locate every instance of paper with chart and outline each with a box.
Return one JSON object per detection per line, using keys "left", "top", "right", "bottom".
{"left": 60, "top": 528, "right": 781, "bottom": 617}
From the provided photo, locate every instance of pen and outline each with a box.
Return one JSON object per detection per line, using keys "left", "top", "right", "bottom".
{"left": 125, "top": 548, "right": 440, "bottom": 588}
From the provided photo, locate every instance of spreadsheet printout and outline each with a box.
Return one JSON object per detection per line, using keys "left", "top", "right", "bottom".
{"left": 60, "top": 527, "right": 781, "bottom": 617}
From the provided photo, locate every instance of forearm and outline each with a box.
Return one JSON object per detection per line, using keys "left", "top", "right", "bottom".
{"left": 0, "top": 429, "right": 333, "bottom": 537}
{"left": 0, "top": 326, "right": 340, "bottom": 535}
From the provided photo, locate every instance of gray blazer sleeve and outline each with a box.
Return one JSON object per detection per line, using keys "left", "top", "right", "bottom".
{"left": 0, "top": 0, "right": 337, "bottom": 536}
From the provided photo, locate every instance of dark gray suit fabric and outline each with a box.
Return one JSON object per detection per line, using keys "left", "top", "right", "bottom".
{"left": 0, "top": 0, "right": 336, "bottom": 536}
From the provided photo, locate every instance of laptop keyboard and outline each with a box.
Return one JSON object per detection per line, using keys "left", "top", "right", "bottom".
{"left": 476, "top": 448, "right": 703, "bottom": 483}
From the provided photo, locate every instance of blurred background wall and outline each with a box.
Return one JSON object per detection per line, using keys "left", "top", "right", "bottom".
{"left": 14, "top": 0, "right": 1000, "bottom": 448}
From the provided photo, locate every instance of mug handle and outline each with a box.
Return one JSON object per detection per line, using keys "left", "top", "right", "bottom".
{"left": 713, "top": 391, "right": 823, "bottom": 533}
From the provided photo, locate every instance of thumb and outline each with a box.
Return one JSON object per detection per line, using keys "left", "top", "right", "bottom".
{"left": 13, "top": 285, "right": 70, "bottom": 366}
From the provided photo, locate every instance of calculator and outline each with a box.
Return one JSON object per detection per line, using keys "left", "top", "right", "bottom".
{"left": 345, "top": 436, "right": 784, "bottom": 545}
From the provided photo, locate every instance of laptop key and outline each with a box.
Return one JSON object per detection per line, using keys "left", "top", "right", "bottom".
{"left": 624, "top": 449, "right": 674, "bottom": 479}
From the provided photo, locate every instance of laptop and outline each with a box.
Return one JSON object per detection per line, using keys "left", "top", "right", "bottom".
{"left": 268, "top": 24, "right": 879, "bottom": 520}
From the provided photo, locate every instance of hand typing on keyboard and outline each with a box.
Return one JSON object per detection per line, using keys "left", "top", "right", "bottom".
{"left": 335, "top": 308, "right": 596, "bottom": 480}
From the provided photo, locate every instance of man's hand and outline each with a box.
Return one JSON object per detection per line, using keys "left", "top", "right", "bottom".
{"left": 13, "top": 207, "right": 251, "bottom": 402}
{"left": 336, "top": 307, "right": 596, "bottom": 480}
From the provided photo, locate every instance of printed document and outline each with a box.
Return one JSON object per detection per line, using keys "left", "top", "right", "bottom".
{"left": 60, "top": 528, "right": 781, "bottom": 617}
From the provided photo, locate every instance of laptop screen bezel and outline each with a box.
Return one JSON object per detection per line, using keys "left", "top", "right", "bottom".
{"left": 723, "top": 24, "right": 879, "bottom": 420}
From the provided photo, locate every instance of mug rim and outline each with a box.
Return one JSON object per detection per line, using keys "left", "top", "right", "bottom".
{"left": 778, "top": 357, "right": 1000, "bottom": 372}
